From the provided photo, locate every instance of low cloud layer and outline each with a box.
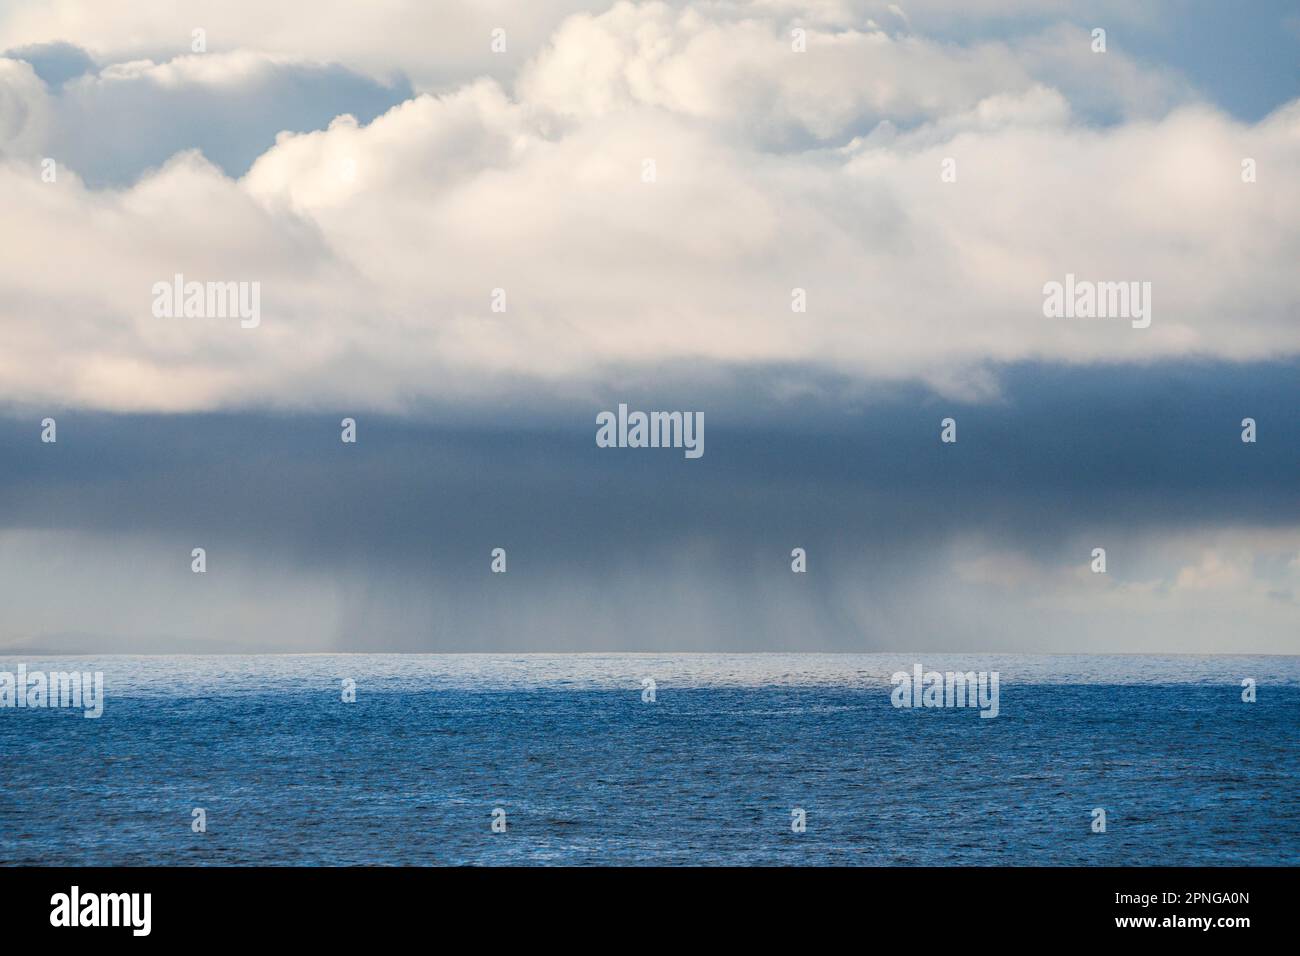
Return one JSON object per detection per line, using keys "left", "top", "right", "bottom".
{"left": 1, "top": 362, "right": 1297, "bottom": 653}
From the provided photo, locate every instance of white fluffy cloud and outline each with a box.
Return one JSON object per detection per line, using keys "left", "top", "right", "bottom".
{"left": 517, "top": 8, "right": 1185, "bottom": 144}
{"left": 0, "top": 1, "right": 1297, "bottom": 413}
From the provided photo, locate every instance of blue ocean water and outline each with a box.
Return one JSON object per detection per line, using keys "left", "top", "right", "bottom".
{"left": 1, "top": 654, "right": 1297, "bottom": 866}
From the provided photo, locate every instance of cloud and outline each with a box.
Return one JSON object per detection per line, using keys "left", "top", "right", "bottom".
{"left": 1, "top": 64, "right": 1297, "bottom": 412}
{"left": 518, "top": 8, "right": 1185, "bottom": 145}
{"left": 0, "top": 47, "right": 410, "bottom": 185}
{"left": 1, "top": 1, "right": 1295, "bottom": 656}
{"left": 0, "top": 1, "right": 1294, "bottom": 419}
{"left": 0, "top": 0, "right": 1180, "bottom": 85}
{"left": 0, "top": 56, "right": 49, "bottom": 154}
{"left": 0, "top": 0, "right": 617, "bottom": 92}
{"left": 1, "top": 360, "right": 1297, "bottom": 654}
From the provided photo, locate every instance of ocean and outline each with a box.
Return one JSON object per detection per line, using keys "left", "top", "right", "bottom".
{"left": 2, "top": 654, "right": 1297, "bottom": 866}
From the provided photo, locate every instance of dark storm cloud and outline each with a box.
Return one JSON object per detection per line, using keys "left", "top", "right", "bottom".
{"left": 0, "top": 359, "right": 1297, "bottom": 653}
{"left": 2, "top": 359, "right": 1298, "bottom": 559}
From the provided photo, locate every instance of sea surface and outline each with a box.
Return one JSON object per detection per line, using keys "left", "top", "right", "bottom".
{"left": 1, "top": 654, "right": 1297, "bottom": 866}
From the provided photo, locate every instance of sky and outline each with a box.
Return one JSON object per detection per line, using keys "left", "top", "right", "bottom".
{"left": 0, "top": 0, "right": 1297, "bottom": 653}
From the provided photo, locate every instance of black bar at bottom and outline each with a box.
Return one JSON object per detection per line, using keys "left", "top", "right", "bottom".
{"left": 0, "top": 866, "right": 1285, "bottom": 941}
